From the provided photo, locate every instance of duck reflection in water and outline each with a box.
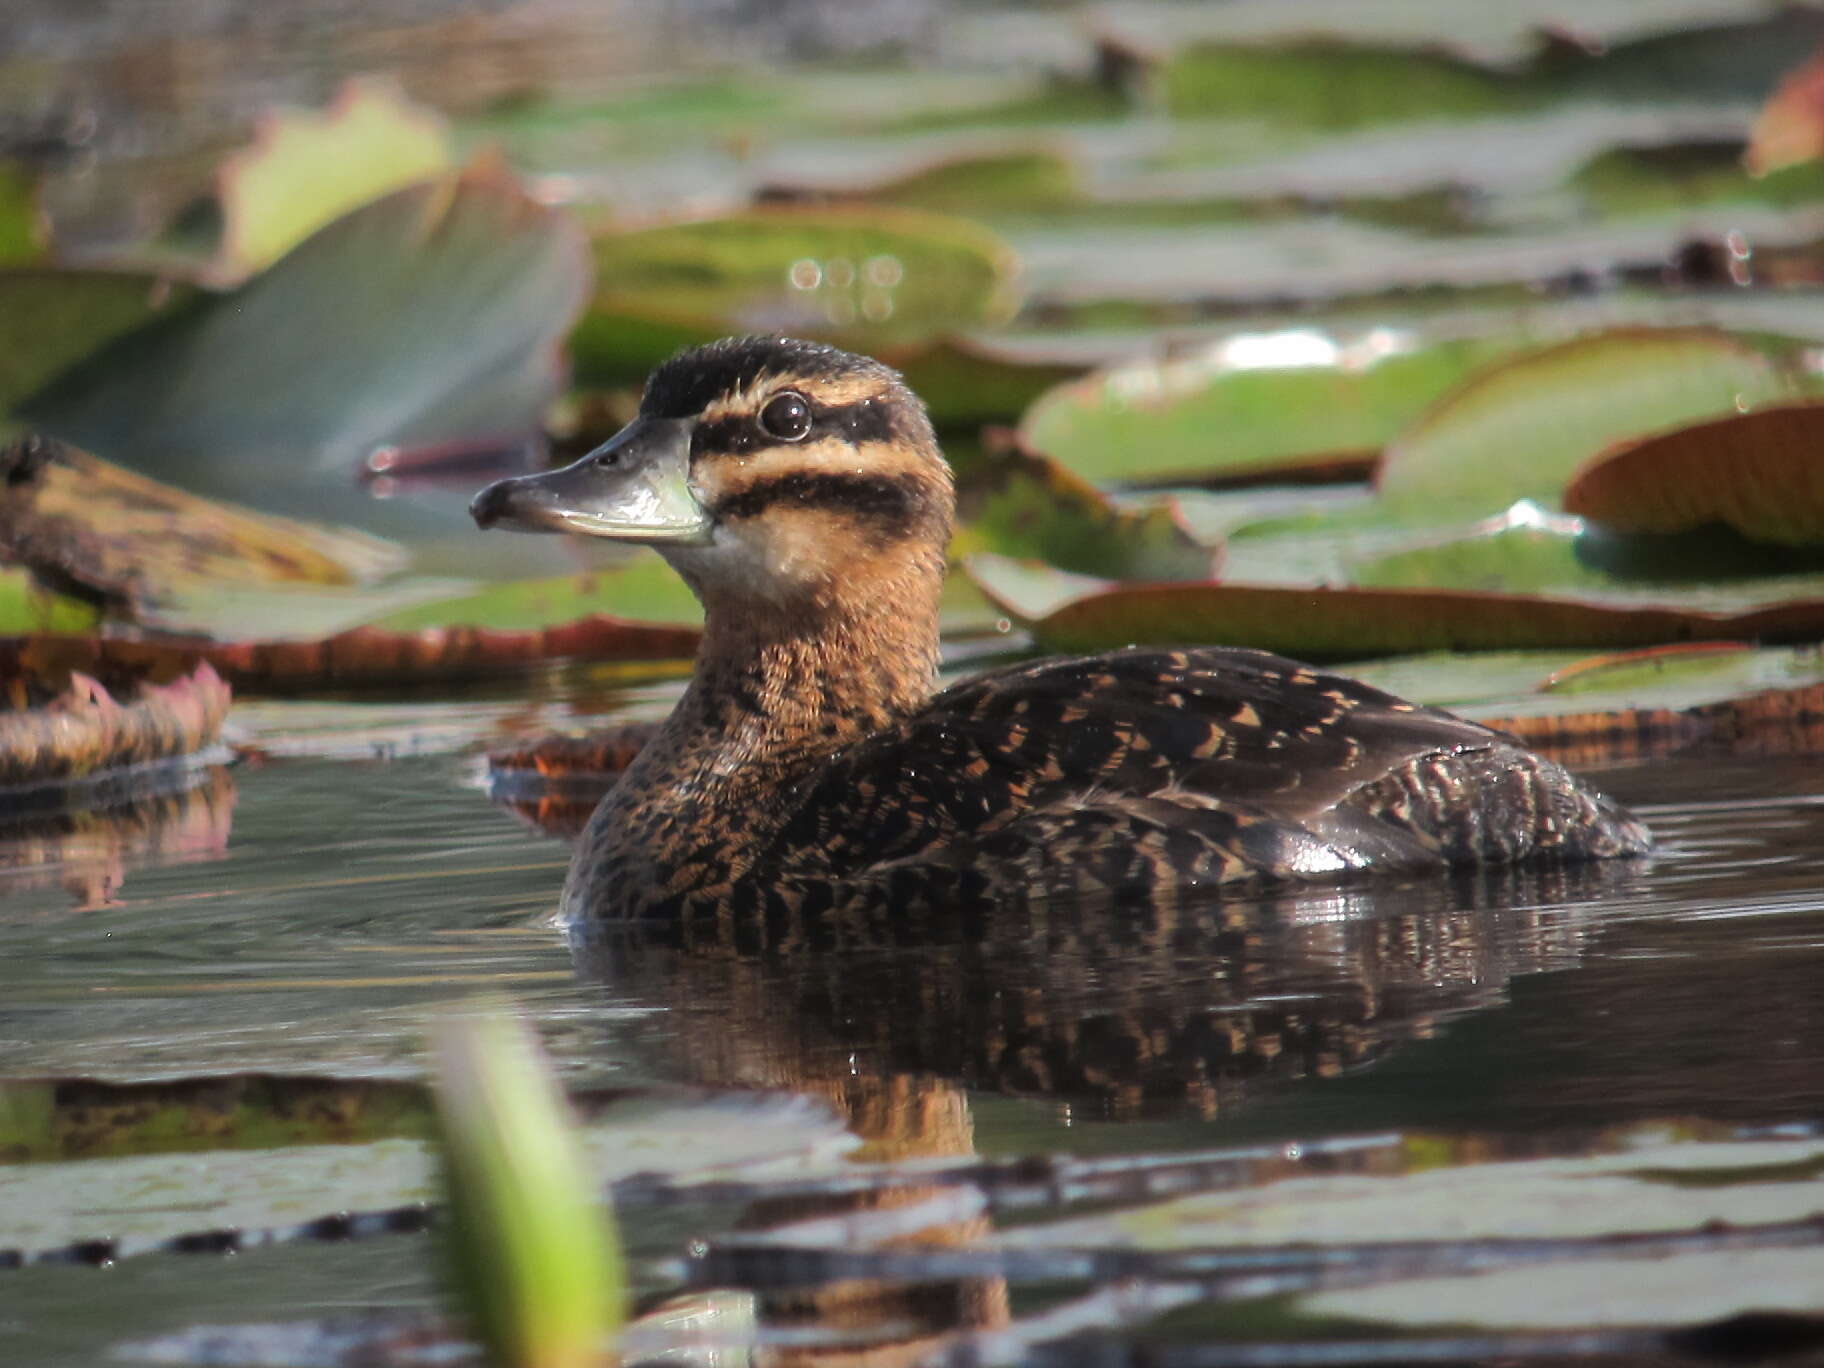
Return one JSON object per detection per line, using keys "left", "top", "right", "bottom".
{"left": 558, "top": 856, "right": 1648, "bottom": 1365}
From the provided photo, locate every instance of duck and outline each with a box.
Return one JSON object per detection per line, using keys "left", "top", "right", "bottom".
{"left": 470, "top": 336, "right": 1650, "bottom": 929}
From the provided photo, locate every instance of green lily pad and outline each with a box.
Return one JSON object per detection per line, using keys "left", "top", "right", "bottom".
{"left": 954, "top": 446, "right": 1215, "bottom": 584}
{"left": 968, "top": 552, "right": 1824, "bottom": 659}
{"left": 0, "top": 269, "right": 195, "bottom": 416}
{"left": 772, "top": 148, "right": 1083, "bottom": 215}
{"left": 212, "top": 78, "right": 452, "bottom": 282}
{"left": 1020, "top": 332, "right": 1522, "bottom": 486}
{"left": 1374, "top": 328, "right": 1802, "bottom": 516}
{"left": 894, "top": 334, "right": 1086, "bottom": 430}
{"left": 572, "top": 207, "right": 1020, "bottom": 387}
{"left": 1571, "top": 141, "right": 1824, "bottom": 219}
{"left": 0, "top": 162, "right": 45, "bottom": 266}
{"left": 370, "top": 555, "right": 702, "bottom": 633}
{"left": 1563, "top": 401, "right": 1824, "bottom": 546}
{"left": 1164, "top": 40, "right": 1536, "bottom": 128}
{"left": 18, "top": 159, "right": 589, "bottom": 529}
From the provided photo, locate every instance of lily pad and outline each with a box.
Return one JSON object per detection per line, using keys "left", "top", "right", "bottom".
{"left": 765, "top": 147, "right": 1082, "bottom": 215}
{"left": 968, "top": 551, "right": 1824, "bottom": 659}
{"left": 1164, "top": 39, "right": 1535, "bottom": 128}
{"left": 572, "top": 207, "right": 1020, "bottom": 387}
{"left": 1374, "top": 328, "right": 1802, "bottom": 516}
{"left": 370, "top": 556, "right": 702, "bottom": 633}
{"left": 892, "top": 334, "right": 1085, "bottom": 430}
{"left": 1563, "top": 401, "right": 1824, "bottom": 546}
{"left": 0, "top": 269, "right": 194, "bottom": 416}
{"left": 0, "top": 658, "right": 229, "bottom": 797}
{"left": 1021, "top": 331, "right": 1522, "bottom": 486}
{"left": 19, "top": 158, "right": 589, "bottom": 526}
{"left": 955, "top": 444, "right": 1216, "bottom": 584}
{"left": 211, "top": 78, "right": 453, "bottom": 282}
{"left": 0, "top": 161, "right": 45, "bottom": 266}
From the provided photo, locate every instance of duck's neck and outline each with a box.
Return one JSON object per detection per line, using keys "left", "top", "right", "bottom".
{"left": 565, "top": 576, "right": 942, "bottom": 918}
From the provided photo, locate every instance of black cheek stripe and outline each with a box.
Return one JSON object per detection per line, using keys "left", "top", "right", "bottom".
{"left": 709, "top": 472, "right": 935, "bottom": 532}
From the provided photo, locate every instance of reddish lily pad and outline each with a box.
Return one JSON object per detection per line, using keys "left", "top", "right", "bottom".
{"left": 1375, "top": 329, "right": 1802, "bottom": 516}
{"left": 1, "top": 617, "right": 700, "bottom": 695}
{"left": 1563, "top": 401, "right": 1824, "bottom": 546}
{"left": 0, "top": 658, "right": 229, "bottom": 795}
{"left": 968, "top": 553, "right": 1824, "bottom": 660}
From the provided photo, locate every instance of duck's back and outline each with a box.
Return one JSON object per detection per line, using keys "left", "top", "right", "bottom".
{"left": 755, "top": 646, "right": 1649, "bottom": 912}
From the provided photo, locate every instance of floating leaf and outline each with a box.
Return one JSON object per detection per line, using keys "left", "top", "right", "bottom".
{"left": 0, "top": 269, "right": 193, "bottom": 416}
{"left": 1020, "top": 333, "right": 1521, "bottom": 486}
{"left": 1164, "top": 40, "right": 1533, "bottom": 128}
{"left": 369, "top": 556, "right": 702, "bottom": 632}
{"left": 432, "top": 1002, "right": 624, "bottom": 1368}
{"left": 212, "top": 78, "right": 452, "bottom": 282}
{"left": 893, "top": 334, "right": 1084, "bottom": 429}
{"left": 969, "top": 554, "right": 1824, "bottom": 659}
{"left": 955, "top": 445, "right": 1215, "bottom": 583}
{"left": 0, "top": 434, "right": 405, "bottom": 620}
{"left": 1564, "top": 401, "right": 1824, "bottom": 546}
{"left": 0, "top": 615, "right": 698, "bottom": 695}
{"left": 0, "top": 162, "right": 45, "bottom": 266}
{"left": 1571, "top": 141, "right": 1824, "bottom": 219}
{"left": 765, "top": 148, "right": 1081, "bottom": 214}
{"left": 1375, "top": 329, "right": 1801, "bottom": 515}
{"left": 19, "top": 158, "right": 589, "bottom": 527}
{"left": 572, "top": 207, "right": 1019, "bottom": 386}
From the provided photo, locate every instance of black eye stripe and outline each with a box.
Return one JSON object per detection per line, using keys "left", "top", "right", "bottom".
{"left": 693, "top": 396, "right": 899, "bottom": 461}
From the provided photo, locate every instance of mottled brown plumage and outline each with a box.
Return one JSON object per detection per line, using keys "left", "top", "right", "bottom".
{"left": 471, "top": 337, "right": 1650, "bottom": 928}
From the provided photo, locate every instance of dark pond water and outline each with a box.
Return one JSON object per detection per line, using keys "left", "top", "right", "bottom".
{"left": 2, "top": 697, "right": 1823, "bottom": 1363}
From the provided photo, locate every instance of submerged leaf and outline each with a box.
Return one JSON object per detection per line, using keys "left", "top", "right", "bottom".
{"left": 1375, "top": 329, "right": 1800, "bottom": 515}
{"left": 213, "top": 78, "right": 453, "bottom": 282}
{"left": 1564, "top": 401, "right": 1824, "bottom": 546}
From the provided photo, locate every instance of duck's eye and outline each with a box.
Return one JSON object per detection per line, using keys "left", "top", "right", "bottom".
{"left": 759, "top": 392, "right": 813, "bottom": 442}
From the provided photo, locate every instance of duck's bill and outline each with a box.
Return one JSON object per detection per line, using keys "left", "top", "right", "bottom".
{"left": 468, "top": 416, "right": 712, "bottom": 544}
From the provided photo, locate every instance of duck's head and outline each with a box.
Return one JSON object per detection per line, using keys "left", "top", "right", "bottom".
{"left": 470, "top": 337, "right": 954, "bottom": 615}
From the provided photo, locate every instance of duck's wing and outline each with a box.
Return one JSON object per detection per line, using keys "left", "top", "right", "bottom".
{"left": 760, "top": 646, "right": 1647, "bottom": 888}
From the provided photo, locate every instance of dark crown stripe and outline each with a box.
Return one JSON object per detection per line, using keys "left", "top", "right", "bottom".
{"left": 709, "top": 471, "right": 935, "bottom": 529}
